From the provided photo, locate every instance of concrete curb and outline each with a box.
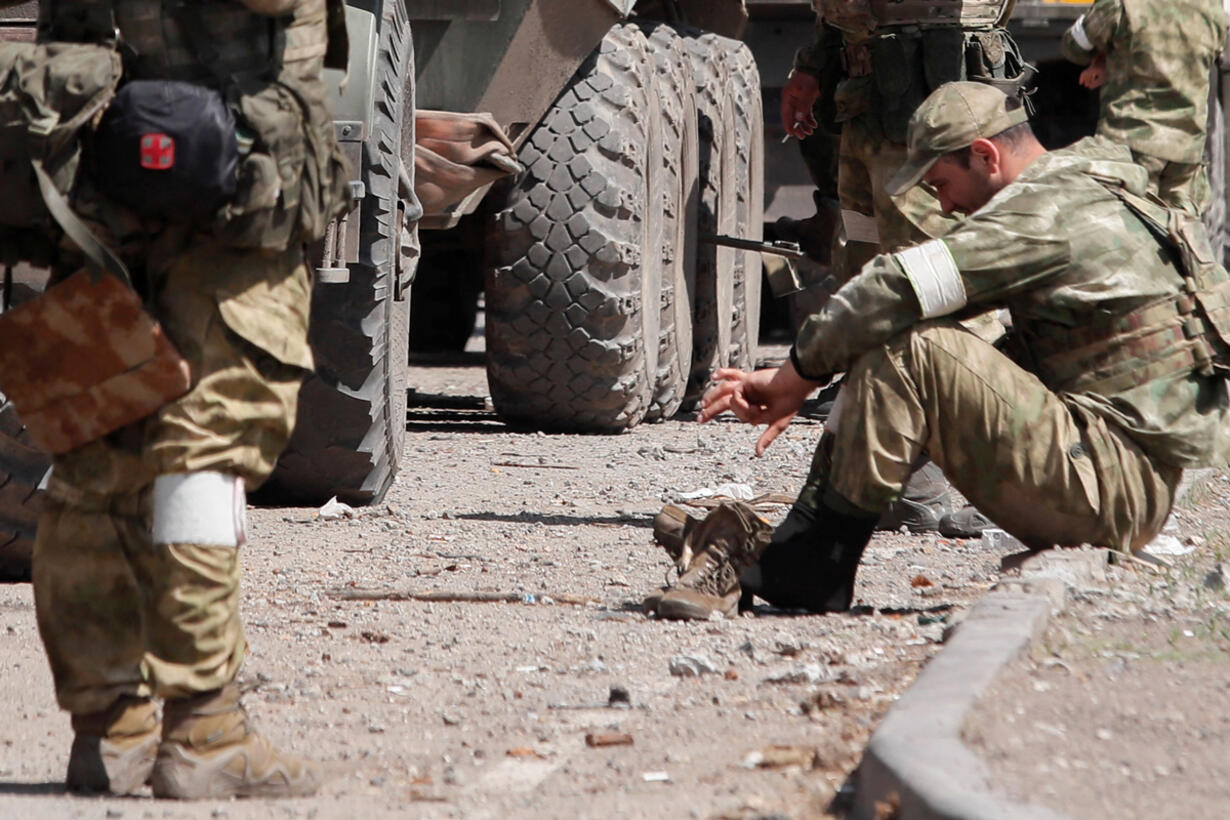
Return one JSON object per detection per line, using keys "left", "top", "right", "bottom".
{"left": 850, "top": 548, "right": 1111, "bottom": 820}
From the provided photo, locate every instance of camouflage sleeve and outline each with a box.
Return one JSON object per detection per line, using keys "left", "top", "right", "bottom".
{"left": 791, "top": 198, "right": 1070, "bottom": 377}
{"left": 1061, "top": 0, "right": 1123, "bottom": 64}
{"left": 792, "top": 16, "right": 832, "bottom": 79}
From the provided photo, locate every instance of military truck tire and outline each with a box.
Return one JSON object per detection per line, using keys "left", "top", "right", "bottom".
{"left": 259, "top": 0, "right": 413, "bottom": 506}
{"left": 639, "top": 21, "right": 699, "bottom": 422}
{"left": 712, "top": 35, "right": 764, "bottom": 372}
{"left": 485, "top": 23, "right": 664, "bottom": 432}
{"left": 680, "top": 29, "right": 738, "bottom": 405}
{"left": 0, "top": 397, "right": 46, "bottom": 582}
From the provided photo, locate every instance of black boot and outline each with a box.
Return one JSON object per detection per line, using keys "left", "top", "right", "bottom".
{"left": 740, "top": 500, "right": 878, "bottom": 613}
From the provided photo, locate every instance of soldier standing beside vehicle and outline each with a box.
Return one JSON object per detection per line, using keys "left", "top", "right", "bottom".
{"left": 1062, "top": 0, "right": 1227, "bottom": 214}
{"left": 7, "top": 0, "right": 351, "bottom": 799}
{"left": 648, "top": 82, "right": 1230, "bottom": 620}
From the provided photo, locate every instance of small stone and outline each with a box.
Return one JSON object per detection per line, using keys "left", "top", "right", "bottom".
{"left": 669, "top": 654, "right": 718, "bottom": 677}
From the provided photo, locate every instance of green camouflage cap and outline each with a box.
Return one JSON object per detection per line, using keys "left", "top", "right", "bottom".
{"left": 887, "top": 82, "right": 1029, "bottom": 196}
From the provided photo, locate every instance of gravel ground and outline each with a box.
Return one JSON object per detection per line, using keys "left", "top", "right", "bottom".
{"left": 0, "top": 342, "right": 1022, "bottom": 819}
{"left": 964, "top": 469, "right": 1230, "bottom": 820}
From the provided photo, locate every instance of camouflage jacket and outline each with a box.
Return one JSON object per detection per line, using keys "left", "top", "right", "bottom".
{"left": 1062, "top": 0, "right": 1227, "bottom": 164}
{"left": 792, "top": 137, "right": 1230, "bottom": 468}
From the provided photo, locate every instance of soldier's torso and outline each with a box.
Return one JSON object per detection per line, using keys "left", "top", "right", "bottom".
{"left": 814, "top": 0, "right": 1016, "bottom": 37}
{"left": 37, "top": 0, "right": 328, "bottom": 85}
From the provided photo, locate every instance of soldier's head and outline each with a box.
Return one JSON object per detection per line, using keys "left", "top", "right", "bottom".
{"left": 888, "top": 82, "right": 1044, "bottom": 215}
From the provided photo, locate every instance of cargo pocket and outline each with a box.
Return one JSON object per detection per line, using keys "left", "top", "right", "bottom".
{"left": 833, "top": 76, "right": 873, "bottom": 123}
{"left": 215, "top": 261, "right": 314, "bottom": 373}
{"left": 923, "top": 28, "right": 966, "bottom": 90}
{"left": 872, "top": 35, "right": 923, "bottom": 142}
{"left": 217, "top": 83, "right": 307, "bottom": 250}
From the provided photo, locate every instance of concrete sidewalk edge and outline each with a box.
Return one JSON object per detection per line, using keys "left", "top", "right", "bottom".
{"left": 849, "top": 549, "right": 1111, "bottom": 820}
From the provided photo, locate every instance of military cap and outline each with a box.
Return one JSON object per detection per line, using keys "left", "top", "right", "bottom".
{"left": 887, "top": 82, "right": 1029, "bottom": 196}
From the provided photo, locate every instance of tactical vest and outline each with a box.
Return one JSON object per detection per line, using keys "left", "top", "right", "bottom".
{"left": 815, "top": 0, "right": 1016, "bottom": 36}
{"left": 36, "top": 0, "right": 350, "bottom": 250}
{"left": 1023, "top": 186, "right": 1230, "bottom": 397}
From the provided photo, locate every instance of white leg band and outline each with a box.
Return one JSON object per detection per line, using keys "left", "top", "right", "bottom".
{"left": 1068, "top": 15, "right": 1094, "bottom": 52}
{"left": 894, "top": 239, "right": 967, "bottom": 319}
{"left": 841, "top": 209, "right": 881, "bottom": 244}
{"left": 152, "top": 472, "right": 248, "bottom": 548}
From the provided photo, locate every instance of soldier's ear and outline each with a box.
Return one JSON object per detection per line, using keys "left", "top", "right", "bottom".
{"left": 968, "top": 138, "right": 1001, "bottom": 174}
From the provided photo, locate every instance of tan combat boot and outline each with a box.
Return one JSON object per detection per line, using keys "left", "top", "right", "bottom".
{"left": 67, "top": 695, "right": 160, "bottom": 795}
{"left": 652, "top": 502, "right": 773, "bottom": 621}
{"left": 150, "top": 683, "right": 322, "bottom": 799}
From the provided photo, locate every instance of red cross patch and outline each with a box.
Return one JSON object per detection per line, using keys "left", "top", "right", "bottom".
{"left": 139, "top": 133, "right": 175, "bottom": 170}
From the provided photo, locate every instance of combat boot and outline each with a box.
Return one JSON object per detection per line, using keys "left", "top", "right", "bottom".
{"left": 773, "top": 192, "right": 838, "bottom": 264}
{"left": 67, "top": 695, "right": 160, "bottom": 795}
{"left": 938, "top": 505, "right": 995, "bottom": 538}
{"left": 150, "top": 683, "right": 321, "bottom": 799}
{"left": 741, "top": 500, "right": 879, "bottom": 613}
{"left": 652, "top": 503, "right": 703, "bottom": 566}
{"left": 876, "top": 459, "right": 951, "bottom": 534}
{"left": 652, "top": 502, "right": 773, "bottom": 621}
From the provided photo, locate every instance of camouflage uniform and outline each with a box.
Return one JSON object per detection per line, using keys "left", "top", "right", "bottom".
{"left": 22, "top": 1, "right": 346, "bottom": 792}
{"left": 1062, "top": 0, "right": 1227, "bottom": 214}
{"left": 791, "top": 134, "right": 1230, "bottom": 553}
{"left": 794, "top": 1, "right": 1022, "bottom": 281}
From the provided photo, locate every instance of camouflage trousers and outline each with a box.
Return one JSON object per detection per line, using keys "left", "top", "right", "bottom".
{"left": 1132, "top": 149, "right": 1210, "bottom": 217}
{"left": 32, "top": 232, "right": 312, "bottom": 715}
{"left": 796, "top": 321, "right": 1180, "bottom": 553}
{"left": 833, "top": 117, "right": 956, "bottom": 285}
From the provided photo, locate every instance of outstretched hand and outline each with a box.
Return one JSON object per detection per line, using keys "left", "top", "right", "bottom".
{"left": 698, "top": 362, "right": 820, "bottom": 456}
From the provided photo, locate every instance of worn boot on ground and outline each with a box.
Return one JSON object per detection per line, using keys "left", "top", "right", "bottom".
{"left": 938, "top": 505, "right": 995, "bottom": 538}
{"left": 652, "top": 502, "right": 773, "bottom": 621}
{"left": 67, "top": 695, "right": 160, "bottom": 795}
{"left": 876, "top": 459, "right": 951, "bottom": 534}
{"left": 150, "top": 683, "right": 322, "bottom": 799}
{"left": 652, "top": 503, "right": 703, "bottom": 565}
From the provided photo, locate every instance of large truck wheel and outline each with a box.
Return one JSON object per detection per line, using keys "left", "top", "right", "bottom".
{"left": 0, "top": 397, "right": 46, "bottom": 582}
{"left": 639, "top": 21, "right": 699, "bottom": 422}
{"left": 714, "top": 35, "right": 764, "bottom": 371}
{"left": 681, "top": 28, "right": 738, "bottom": 405}
{"left": 260, "top": 0, "right": 414, "bottom": 505}
{"left": 485, "top": 23, "right": 664, "bottom": 432}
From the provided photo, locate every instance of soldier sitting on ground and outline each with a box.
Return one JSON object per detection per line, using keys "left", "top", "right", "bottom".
{"left": 645, "top": 82, "right": 1230, "bottom": 621}
{"left": 1062, "top": 0, "right": 1227, "bottom": 215}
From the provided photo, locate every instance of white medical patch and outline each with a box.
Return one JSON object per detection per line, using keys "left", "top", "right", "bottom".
{"left": 894, "top": 239, "right": 966, "bottom": 319}
{"left": 1069, "top": 15, "right": 1094, "bottom": 52}
{"left": 153, "top": 472, "right": 248, "bottom": 548}
{"left": 841, "top": 209, "right": 880, "bottom": 244}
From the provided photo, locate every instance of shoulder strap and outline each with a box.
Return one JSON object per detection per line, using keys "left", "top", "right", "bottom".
{"left": 31, "top": 160, "right": 132, "bottom": 287}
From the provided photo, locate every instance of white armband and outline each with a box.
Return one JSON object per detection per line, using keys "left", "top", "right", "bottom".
{"left": 153, "top": 472, "right": 248, "bottom": 548}
{"left": 894, "top": 239, "right": 967, "bottom": 319}
{"left": 1069, "top": 14, "right": 1094, "bottom": 52}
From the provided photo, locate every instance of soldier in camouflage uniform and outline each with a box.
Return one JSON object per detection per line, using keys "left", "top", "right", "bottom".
{"left": 649, "top": 82, "right": 1230, "bottom": 620}
{"left": 5, "top": 0, "right": 349, "bottom": 799}
{"left": 1062, "top": 0, "right": 1227, "bottom": 214}
{"left": 776, "top": 1, "right": 1030, "bottom": 537}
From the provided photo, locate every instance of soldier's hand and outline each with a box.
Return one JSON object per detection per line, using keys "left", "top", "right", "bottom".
{"left": 699, "top": 364, "right": 817, "bottom": 456}
{"left": 781, "top": 70, "right": 820, "bottom": 139}
{"left": 1079, "top": 54, "right": 1106, "bottom": 90}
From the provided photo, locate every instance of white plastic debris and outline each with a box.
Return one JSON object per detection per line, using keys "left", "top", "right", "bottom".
{"left": 641, "top": 771, "right": 671, "bottom": 783}
{"left": 318, "top": 496, "right": 356, "bottom": 520}
{"left": 676, "top": 483, "right": 755, "bottom": 501}
{"left": 1141, "top": 533, "right": 1194, "bottom": 556}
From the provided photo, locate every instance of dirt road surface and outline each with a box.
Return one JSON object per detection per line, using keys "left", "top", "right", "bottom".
{"left": 0, "top": 344, "right": 1081, "bottom": 819}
